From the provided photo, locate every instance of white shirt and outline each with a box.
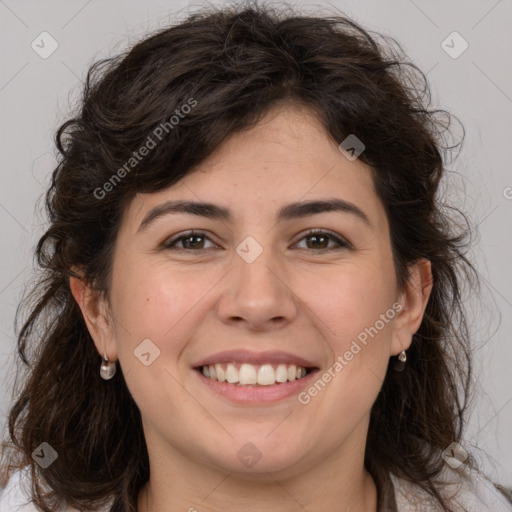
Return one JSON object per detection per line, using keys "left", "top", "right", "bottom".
{"left": 391, "top": 464, "right": 512, "bottom": 511}
{"left": 1, "top": 464, "right": 511, "bottom": 511}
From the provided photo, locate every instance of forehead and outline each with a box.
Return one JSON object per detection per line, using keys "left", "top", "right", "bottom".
{"left": 122, "top": 104, "right": 387, "bottom": 234}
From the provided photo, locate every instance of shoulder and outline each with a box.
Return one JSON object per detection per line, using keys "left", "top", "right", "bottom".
{"left": 390, "top": 464, "right": 512, "bottom": 512}
{"left": 0, "top": 468, "right": 112, "bottom": 512}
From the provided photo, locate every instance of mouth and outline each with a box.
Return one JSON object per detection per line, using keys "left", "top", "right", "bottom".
{"left": 191, "top": 349, "right": 320, "bottom": 404}
{"left": 194, "top": 362, "right": 316, "bottom": 386}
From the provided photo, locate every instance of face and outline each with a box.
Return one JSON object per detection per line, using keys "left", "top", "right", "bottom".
{"left": 74, "top": 104, "right": 430, "bottom": 480}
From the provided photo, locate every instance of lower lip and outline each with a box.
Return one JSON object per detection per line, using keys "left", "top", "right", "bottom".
{"left": 194, "top": 368, "right": 319, "bottom": 404}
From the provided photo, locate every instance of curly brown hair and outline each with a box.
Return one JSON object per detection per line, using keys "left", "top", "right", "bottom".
{"left": 1, "top": 1, "right": 480, "bottom": 511}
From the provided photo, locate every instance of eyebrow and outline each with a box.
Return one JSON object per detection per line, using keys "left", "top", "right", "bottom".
{"left": 137, "top": 198, "right": 371, "bottom": 233}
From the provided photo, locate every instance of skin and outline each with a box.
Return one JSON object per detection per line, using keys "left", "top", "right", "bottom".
{"left": 71, "top": 103, "right": 432, "bottom": 512}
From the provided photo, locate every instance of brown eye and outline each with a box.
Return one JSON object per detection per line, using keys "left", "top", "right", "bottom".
{"left": 163, "top": 231, "right": 218, "bottom": 251}
{"left": 294, "top": 230, "right": 350, "bottom": 251}
{"left": 162, "top": 229, "right": 350, "bottom": 252}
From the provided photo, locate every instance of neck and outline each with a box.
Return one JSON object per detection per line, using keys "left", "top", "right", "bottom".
{"left": 137, "top": 442, "right": 378, "bottom": 512}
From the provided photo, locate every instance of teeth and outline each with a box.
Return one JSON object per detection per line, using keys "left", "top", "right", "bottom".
{"left": 276, "top": 364, "right": 288, "bottom": 382}
{"left": 201, "top": 362, "right": 309, "bottom": 386}
{"left": 257, "top": 364, "right": 275, "bottom": 385}
{"left": 214, "top": 364, "right": 225, "bottom": 382}
{"left": 226, "top": 363, "right": 238, "bottom": 383}
{"left": 240, "top": 363, "right": 257, "bottom": 385}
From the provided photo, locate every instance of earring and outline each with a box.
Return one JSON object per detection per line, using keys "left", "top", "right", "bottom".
{"left": 392, "top": 350, "right": 407, "bottom": 372}
{"left": 100, "top": 350, "right": 117, "bottom": 380}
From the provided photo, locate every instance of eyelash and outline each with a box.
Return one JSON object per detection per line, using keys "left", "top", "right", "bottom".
{"left": 162, "top": 229, "right": 351, "bottom": 252}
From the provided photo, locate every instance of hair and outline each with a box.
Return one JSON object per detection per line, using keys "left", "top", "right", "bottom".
{"left": 0, "top": 1, "right": 481, "bottom": 511}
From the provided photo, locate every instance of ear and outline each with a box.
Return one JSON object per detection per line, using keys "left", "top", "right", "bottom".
{"left": 69, "top": 270, "right": 117, "bottom": 362}
{"left": 390, "top": 258, "right": 433, "bottom": 356}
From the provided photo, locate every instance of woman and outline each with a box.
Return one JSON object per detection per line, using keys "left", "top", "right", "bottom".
{"left": 1, "top": 2, "right": 511, "bottom": 511}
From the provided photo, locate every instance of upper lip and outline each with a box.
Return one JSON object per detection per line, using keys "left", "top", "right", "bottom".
{"left": 192, "top": 349, "right": 318, "bottom": 369}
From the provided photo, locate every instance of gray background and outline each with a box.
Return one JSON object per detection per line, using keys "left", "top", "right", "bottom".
{"left": 1, "top": 0, "right": 511, "bottom": 484}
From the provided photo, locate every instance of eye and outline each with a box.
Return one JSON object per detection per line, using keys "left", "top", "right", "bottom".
{"left": 293, "top": 229, "right": 350, "bottom": 251}
{"left": 162, "top": 231, "right": 219, "bottom": 251}
{"left": 162, "top": 229, "right": 350, "bottom": 252}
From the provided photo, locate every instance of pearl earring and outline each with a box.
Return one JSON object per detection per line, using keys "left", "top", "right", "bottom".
{"left": 392, "top": 350, "right": 407, "bottom": 372}
{"left": 100, "top": 350, "right": 117, "bottom": 380}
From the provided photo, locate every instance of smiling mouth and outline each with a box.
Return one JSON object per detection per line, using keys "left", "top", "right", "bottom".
{"left": 194, "top": 362, "right": 317, "bottom": 386}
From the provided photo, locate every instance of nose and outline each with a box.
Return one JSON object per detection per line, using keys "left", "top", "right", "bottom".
{"left": 216, "top": 242, "right": 299, "bottom": 332}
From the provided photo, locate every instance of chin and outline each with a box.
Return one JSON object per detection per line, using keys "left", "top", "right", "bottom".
{"left": 200, "top": 436, "right": 308, "bottom": 477}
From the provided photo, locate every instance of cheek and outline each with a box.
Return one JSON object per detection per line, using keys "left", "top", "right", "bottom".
{"left": 109, "top": 259, "right": 203, "bottom": 363}
{"left": 109, "top": 262, "right": 212, "bottom": 419}
{"left": 306, "top": 261, "right": 397, "bottom": 350}
{"left": 302, "top": 263, "right": 397, "bottom": 416}
{"left": 303, "top": 289, "right": 396, "bottom": 438}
